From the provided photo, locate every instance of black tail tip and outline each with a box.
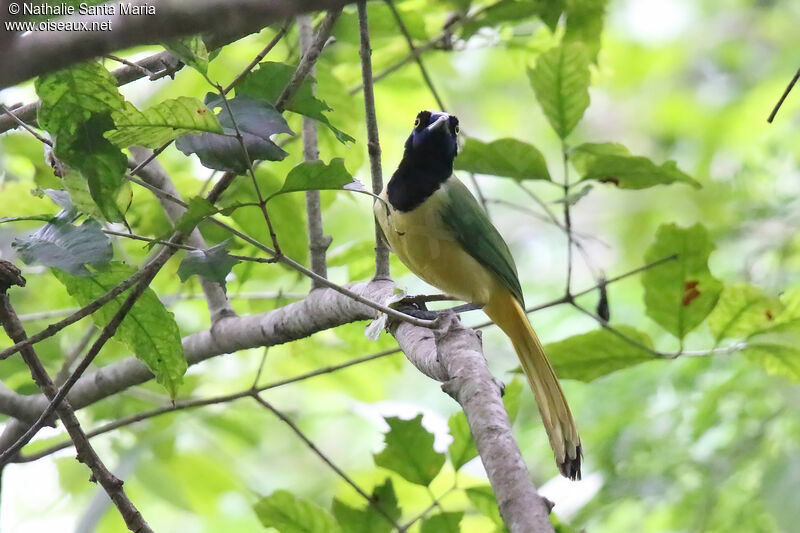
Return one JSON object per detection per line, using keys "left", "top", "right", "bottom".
{"left": 558, "top": 444, "right": 583, "bottom": 481}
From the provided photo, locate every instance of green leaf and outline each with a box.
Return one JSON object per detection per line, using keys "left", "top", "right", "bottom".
{"left": 543, "top": 326, "right": 657, "bottom": 381}
{"left": 237, "top": 62, "right": 355, "bottom": 144}
{"left": 447, "top": 412, "right": 477, "bottom": 470}
{"left": 554, "top": 184, "right": 593, "bottom": 205}
{"left": 36, "top": 63, "right": 128, "bottom": 223}
{"left": 173, "top": 196, "right": 218, "bottom": 235}
{"left": 642, "top": 223, "right": 722, "bottom": 339}
{"left": 177, "top": 241, "right": 239, "bottom": 286}
{"left": 420, "top": 511, "right": 464, "bottom": 533}
{"left": 465, "top": 486, "right": 503, "bottom": 525}
{"left": 253, "top": 490, "right": 340, "bottom": 533}
{"left": 453, "top": 137, "right": 550, "bottom": 181}
{"left": 571, "top": 143, "right": 700, "bottom": 189}
{"left": 332, "top": 479, "right": 400, "bottom": 533}
{"left": 13, "top": 216, "right": 112, "bottom": 276}
{"left": 271, "top": 158, "right": 359, "bottom": 200}
{"left": 36, "top": 61, "right": 124, "bottom": 136}
{"left": 52, "top": 262, "right": 186, "bottom": 397}
{"left": 743, "top": 320, "right": 800, "bottom": 382}
{"left": 527, "top": 42, "right": 591, "bottom": 139}
{"left": 373, "top": 414, "right": 445, "bottom": 486}
{"left": 175, "top": 94, "right": 290, "bottom": 173}
{"left": 707, "top": 284, "right": 782, "bottom": 342}
{"left": 61, "top": 171, "right": 105, "bottom": 220}
{"left": 105, "top": 98, "right": 223, "bottom": 148}
{"left": 564, "top": 0, "right": 608, "bottom": 60}
{"left": 162, "top": 35, "right": 209, "bottom": 74}
{"left": 459, "top": 0, "right": 545, "bottom": 39}
{"left": 503, "top": 376, "right": 524, "bottom": 422}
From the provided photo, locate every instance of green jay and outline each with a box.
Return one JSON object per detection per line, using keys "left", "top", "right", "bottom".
{"left": 374, "top": 110, "right": 582, "bottom": 480}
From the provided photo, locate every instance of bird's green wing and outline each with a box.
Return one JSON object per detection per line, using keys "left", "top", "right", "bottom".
{"left": 440, "top": 177, "right": 525, "bottom": 306}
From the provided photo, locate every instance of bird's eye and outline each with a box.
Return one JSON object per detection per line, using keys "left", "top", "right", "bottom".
{"left": 454, "top": 125, "right": 460, "bottom": 135}
{"left": 414, "top": 118, "right": 421, "bottom": 128}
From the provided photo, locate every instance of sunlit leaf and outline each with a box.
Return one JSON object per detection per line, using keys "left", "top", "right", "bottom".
{"left": 420, "top": 511, "right": 463, "bottom": 533}
{"left": 642, "top": 223, "right": 722, "bottom": 339}
{"left": 253, "top": 490, "right": 341, "bottom": 533}
{"left": 544, "top": 326, "right": 657, "bottom": 381}
{"left": 52, "top": 262, "right": 186, "bottom": 397}
{"left": 332, "top": 479, "right": 400, "bottom": 533}
{"left": 105, "top": 98, "right": 223, "bottom": 148}
{"left": 572, "top": 142, "right": 700, "bottom": 189}
{"left": 373, "top": 415, "right": 445, "bottom": 486}
{"left": 743, "top": 320, "right": 800, "bottom": 382}
{"left": 454, "top": 137, "right": 550, "bottom": 181}
{"left": 13, "top": 216, "right": 112, "bottom": 276}
{"left": 447, "top": 412, "right": 476, "bottom": 471}
{"left": 465, "top": 486, "right": 503, "bottom": 525}
{"left": 565, "top": 0, "right": 608, "bottom": 60}
{"left": 527, "top": 42, "right": 591, "bottom": 139}
{"left": 707, "top": 284, "right": 782, "bottom": 343}
{"left": 162, "top": 35, "right": 209, "bottom": 74}
{"left": 177, "top": 241, "right": 239, "bottom": 285}
{"left": 459, "top": 0, "right": 545, "bottom": 39}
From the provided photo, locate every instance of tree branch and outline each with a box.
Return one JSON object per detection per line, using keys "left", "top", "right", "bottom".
{"left": 0, "top": 0, "right": 354, "bottom": 90}
{"left": 298, "top": 14, "right": 331, "bottom": 287}
{"left": 390, "top": 312, "right": 555, "bottom": 533}
{"left": 357, "top": 0, "right": 391, "bottom": 280}
{"left": 0, "top": 261, "right": 153, "bottom": 533}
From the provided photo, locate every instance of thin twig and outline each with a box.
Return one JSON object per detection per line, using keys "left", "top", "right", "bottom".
{"left": 223, "top": 23, "right": 291, "bottom": 95}
{"left": 251, "top": 394, "right": 401, "bottom": 529}
{"left": 104, "top": 54, "right": 156, "bottom": 79}
{"left": 358, "top": 0, "right": 391, "bottom": 279}
{"left": 767, "top": 67, "right": 800, "bottom": 123}
{"left": 0, "top": 105, "right": 52, "bottom": 146}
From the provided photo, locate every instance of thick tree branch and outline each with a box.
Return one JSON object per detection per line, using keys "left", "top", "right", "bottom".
{"left": 0, "top": 0, "right": 354, "bottom": 90}
{"left": 391, "top": 312, "right": 554, "bottom": 533}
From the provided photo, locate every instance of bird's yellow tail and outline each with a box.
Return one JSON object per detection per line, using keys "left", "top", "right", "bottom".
{"left": 484, "top": 291, "right": 582, "bottom": 480}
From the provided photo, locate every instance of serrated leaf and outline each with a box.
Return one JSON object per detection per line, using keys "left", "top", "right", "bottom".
{"left": 374, "top": 415, "right": 445, "bottom": 486}
{"left": 237, "top": 61, "right": 355, "bottom": 144}
{"left": 527, "top": 43, "right": 590, "bottom": 139}
{"left": 105, "top": 98, "right": 223, "bottom": 148}
{"left": 36, "top": 61, "right": 125, "bottom": 136}
{"left": 643, "top": 224, "right": 722, "bottom": 339}
{"left": 420, "top": 511, "right": 463, "bottom": 533}
{"left": 175, "top": 94, "right": 289, "bottom": 173}
{"left": 571, "top": 143, "right": 700, "bottom": 189}
{"left": 707, "top": 284, "right": 782, "bottom": 343}
{"left": 743, "top": 320, "right": 800, "bottom": 381}
{"left": 332, "top": 479, "right": 399, "bottom": 533}
{"left": 13, "top": 216, "right": 112, "bottom": 276}
{"left": 543, "top": 326, "right": 657, "bottom": 381}
{"left": 253, "top": 490, "right": 341, "bottom": 533}
{"left": 454, "top": 137, "right": 550, "bottom": 181}
{"left": 465, "top": 486, "right": 503, "bottom": 525}
{"left": 271, "top": 158, "right": 357, "bottom": 199}
{"left": 177, "top": 241, "right": 239, "bottom": 285}
{"left": 52, "top": 262, "right": 186, "bottom": 396}
{"left": 162, "top": 35, "right": 209, "bottom": 74}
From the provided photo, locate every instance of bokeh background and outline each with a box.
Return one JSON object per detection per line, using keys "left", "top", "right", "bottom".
{"left": 1, "top": 0, "right": 800, "bottom": 531}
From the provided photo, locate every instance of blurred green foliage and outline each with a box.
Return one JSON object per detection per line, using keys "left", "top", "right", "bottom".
{"left": 1, "top": 0, "right": 800, "bottom": 531}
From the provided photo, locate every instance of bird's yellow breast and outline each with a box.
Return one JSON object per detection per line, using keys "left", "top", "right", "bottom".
{"left": 374, "top": 183, "right": 501, "bottom": 304}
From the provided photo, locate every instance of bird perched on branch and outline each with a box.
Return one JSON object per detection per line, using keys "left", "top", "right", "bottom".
{"left": 374, "top": 110, "right": 582, "bottom": 479}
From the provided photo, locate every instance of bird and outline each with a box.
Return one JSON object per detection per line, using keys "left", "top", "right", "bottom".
{"left": 374, "top": 110, "right": 581, "bottom": 480}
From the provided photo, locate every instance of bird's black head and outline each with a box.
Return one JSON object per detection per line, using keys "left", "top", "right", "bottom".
{"left": 387, "top": 111, "right": 460, "bottom": 212}
{"left": 404, "top": 110, "right": 460, "bottom": 163}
